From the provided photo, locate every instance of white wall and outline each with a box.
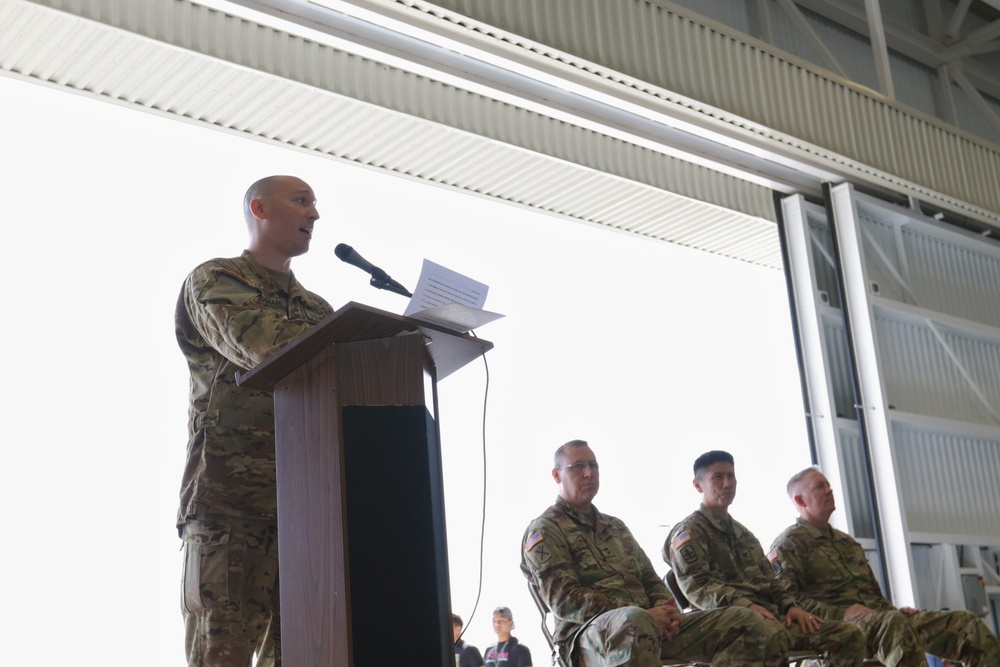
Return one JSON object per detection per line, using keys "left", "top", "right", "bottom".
{"left": 1, "top": 74, "right": 811, "bottom": 664}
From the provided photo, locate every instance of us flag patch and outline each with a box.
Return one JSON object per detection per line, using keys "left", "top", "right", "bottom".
{"left": 671, "top": 531, "right": 691, "bottom": 550}
{"left": 525, "top": 530, "right": 544, "bottom": 551}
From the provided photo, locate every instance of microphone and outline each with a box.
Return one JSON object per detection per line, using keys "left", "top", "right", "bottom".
{"left": 334, "top": 243, "right": 412, "bottom": 298}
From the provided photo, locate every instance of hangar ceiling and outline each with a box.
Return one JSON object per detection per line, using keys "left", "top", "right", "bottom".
{"left": 2, "top": 0, "right": 999, "bottom": 269}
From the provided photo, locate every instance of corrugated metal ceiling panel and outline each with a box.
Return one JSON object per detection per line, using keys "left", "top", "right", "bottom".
{"left": 1, "top": 0, "right": 783, "bottom": 267}
{"left": 14, "top": 0, "right": 997, "bottom": 267}
{"left": 426, "top": 0, "right": 1000, "bottom": 224}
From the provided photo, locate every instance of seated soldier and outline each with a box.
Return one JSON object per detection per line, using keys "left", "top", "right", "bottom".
{"left": 770, "top": 466, "right": 1000, "bottom": 667}
{"left": 521, "top": 439, "right": 785, "bottom": 667}
{"left": 664, "top": 451, "right": 865, "bottom": 667}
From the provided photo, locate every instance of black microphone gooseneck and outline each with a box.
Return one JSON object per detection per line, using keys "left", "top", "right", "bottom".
{"left": 334, "top": 243, "right": 413, "bottom": 298}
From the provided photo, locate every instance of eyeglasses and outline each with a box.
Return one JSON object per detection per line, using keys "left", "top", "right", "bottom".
{"left": 560, "top": 461, "right": 600, "bottom": 472}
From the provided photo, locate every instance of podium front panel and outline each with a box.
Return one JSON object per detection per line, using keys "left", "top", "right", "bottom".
{"left": 272, "top": 331, "right": 451, "bottom": 667}
{"left": 342, "top": 405, "right": 452, "bottom": 667}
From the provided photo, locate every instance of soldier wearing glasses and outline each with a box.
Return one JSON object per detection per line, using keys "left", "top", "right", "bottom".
{"left": 520, "top": 439, "right": 783, "bottom": 667}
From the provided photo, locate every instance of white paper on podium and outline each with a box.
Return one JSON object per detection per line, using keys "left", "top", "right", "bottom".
{"left": 404, "top": 259, "right": 504, "bottom": 333}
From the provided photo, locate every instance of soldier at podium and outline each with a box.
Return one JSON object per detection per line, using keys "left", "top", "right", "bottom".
{"left": 175, "top": 175, "right": 334, "bottom": 667}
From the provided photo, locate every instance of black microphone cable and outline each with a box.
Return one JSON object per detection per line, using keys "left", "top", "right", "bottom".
{"left": 455, "top": 330, "right": 491, "bottom": 645}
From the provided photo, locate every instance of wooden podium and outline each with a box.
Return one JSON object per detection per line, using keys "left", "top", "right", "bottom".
{"left": 237, "top": 302, "right": 493, "bottom": 667}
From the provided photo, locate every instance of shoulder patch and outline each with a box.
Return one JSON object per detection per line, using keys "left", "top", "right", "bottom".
{"left": 680, "top": 545, "right": 697, "bottom": 563}
{"left": 671, "top": 531, "right": 691, "bottom": 550}
{"left": 525, "top": 529, "right": 544, "bottom": 552}
{"left": 768, "top": 548, "right": 782, "bottom": 574}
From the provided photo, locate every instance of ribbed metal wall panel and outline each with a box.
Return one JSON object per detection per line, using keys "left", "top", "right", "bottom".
{"left": 879, "top": 0, "right": 927, "bottom": 32}
{"left": 829, "top": 185, "right": 1000, "bottom": 554}
{"left": 845, "top": 201, "right": 1000, "bottom": 329}
{"left": 808, "top": 215, "right": 842, "bottom": 307}
{"left": 775, "top": 3, "right": 883, "bottom": 93}
{"left": 894, "top": 425, "right": 1000, "bottom": 535}
{"left": 876, "top": 315, "right": 1000, "bottom": 425}
{"left": 662, "top": 0, "right": 751, "bottom": 35}
{"left": 853, "top": 213, "right": 909, "bottom": 303}
{"left": 427, "top": 0, "right": 1000, "bottom": 223}
{"left": 784, "top": 179, "right": 1000, "bottom": 611}
{"left": 838, "top": 428, "right": 875, "bottom": 538}
{"left": 955, "top": 84, "right": 1000, "bottom": 145}
{"left": 822, "top": 317, "right": 857, "bottom": 420}
{"left": 689, "top": 0, "right": 967, "bottom": 134}
{"left": 1, "top": 0, "right": 788, "bottom": 266}
{"left": 899, "top": 228, "right": 1000, "bottom": 328}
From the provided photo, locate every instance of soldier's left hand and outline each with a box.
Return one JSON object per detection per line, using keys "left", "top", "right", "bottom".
{"left": 649, "top": 603, "right": 681, "bottom": 640}
{"left": 786, "top": 605, "right": 822, "bottom": 634}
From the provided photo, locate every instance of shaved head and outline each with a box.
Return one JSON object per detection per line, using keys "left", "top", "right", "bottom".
{"left": 243, "top": 175, "right": 305, "bottom": 226}
{"left": 241, "top": 175, "right": 319, "bottom": 272}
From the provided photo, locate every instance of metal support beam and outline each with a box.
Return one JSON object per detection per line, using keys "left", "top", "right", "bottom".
{"left": 778, "top": 194, "right": 858, "bottom": 534}
{"left": 934, "top": 65, "right": 959, "bottom": 124}
{"left": 777, "top": 0, "right": 849, "bottom": 76}
{"left": 941, "top": 19, "right": 1000, "bottom": 61}
{"left": 748, "top": 0, "right": 776, "bottom": 43}
{"left": 944, "top": 0, "right": 973, "bottom": 44}
{"left": 863, "top": 0, "right": 895, "bottom": 98}
{"left": 922, "top": 0, "right": 944, "bottom": 41}
{"left": 828, "top": 182, "right": 917, "bottom": 608}
{"left": 951, "top": 64, "right": 1000, "bottom": 135}
{"left": 793, "top": 0, "right": 1000, "bottom": 109}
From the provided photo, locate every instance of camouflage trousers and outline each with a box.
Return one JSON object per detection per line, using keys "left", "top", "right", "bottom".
{"left": 768, "top": 616, "right": 867, "bottom": 667}
{"left": 180, "top": 516, "right": 281, "bottom": 667}
{"left": 851, "top": 609, "right": 1000, "bottom": 667}
{"left": 573, "top": 605, "right": 785, "bottom": 667}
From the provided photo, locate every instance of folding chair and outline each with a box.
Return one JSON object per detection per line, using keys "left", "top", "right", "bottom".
{"left": 527, "top": 579, "right": 569, "bottom": 667}
{"left": 664, "top": 569, "right": 692, "bottom": 611}
{"left": 527, "top": 579, "right": 704, "bottom": 667}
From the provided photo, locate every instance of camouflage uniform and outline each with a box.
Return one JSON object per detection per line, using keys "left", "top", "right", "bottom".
{"left": 664, "top": 506, "right": 865, "bottom": 667}
{"left": 521, "top": 497, "right": 783, "bottom": 667}
{"left": 176, "top": 251, "right": 334, "bottom": 667}
{"left": 770, "top": 519, "right": 1000, "bottom": 667}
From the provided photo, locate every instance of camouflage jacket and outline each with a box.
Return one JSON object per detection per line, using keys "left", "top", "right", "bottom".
{"left": 520, "top": 496, "right": 673, "bottom": 643}
{"left": 664, "top": 505, "right": 796, "bottom": 615}
{"left": 768, "top": 518, "right": 894, "bottom": 620}
{"left": 175, "top": 250, "right": 334, "bottom": 526}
